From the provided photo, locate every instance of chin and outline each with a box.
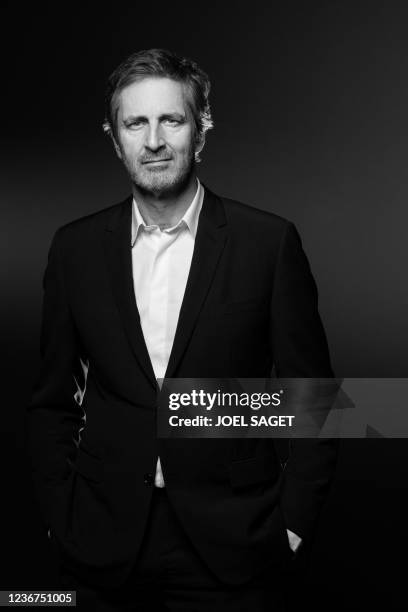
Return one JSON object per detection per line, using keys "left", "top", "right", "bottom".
{"left": 134, "top": 167, "right": 193, "bottom": 196}
{"left": 142, "top": 174, "right": 177, "bottom": 193}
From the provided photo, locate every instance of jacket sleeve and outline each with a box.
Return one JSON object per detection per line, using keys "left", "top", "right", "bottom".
{"left": 25, "top": 228, "right": 84, "bottom": 533}
{"left": 270, "top": 221, "right": 338, "bottom": 542}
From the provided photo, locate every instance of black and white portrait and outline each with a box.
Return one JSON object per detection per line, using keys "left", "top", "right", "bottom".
{"left": 1, "top": 3, "right": 407, "bottom": 611}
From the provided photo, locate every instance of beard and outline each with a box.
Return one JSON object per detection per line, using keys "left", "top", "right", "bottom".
{"left": 124, "top": 142, "right": 196, "bottom": 198}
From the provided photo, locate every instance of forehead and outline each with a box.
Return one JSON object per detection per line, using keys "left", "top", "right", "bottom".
{"left": 116, "top": 77, "right": 188, "bottom": 118}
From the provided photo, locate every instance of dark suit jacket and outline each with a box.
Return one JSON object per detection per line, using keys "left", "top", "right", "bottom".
{"left": 26, "top": 186, "right": 337, "bottom": 588}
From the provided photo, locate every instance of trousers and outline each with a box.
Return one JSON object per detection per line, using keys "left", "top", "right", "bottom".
{"left": 59, "top": 488, "right": 287, "bottom": 611}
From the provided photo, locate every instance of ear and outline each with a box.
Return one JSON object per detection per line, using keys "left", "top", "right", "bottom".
{"left": 195, "top": 131, "right": 206, "bottom": 157}
{"left": 103, "top": 121, "right": 122, "bottom": 160}
{"left": 111, "top": 134, "right": 123, "bottom": 160}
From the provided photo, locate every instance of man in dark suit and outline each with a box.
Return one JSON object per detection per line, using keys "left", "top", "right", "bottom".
{"left": 26, "top": 48, "right": 337, "bottom": 611}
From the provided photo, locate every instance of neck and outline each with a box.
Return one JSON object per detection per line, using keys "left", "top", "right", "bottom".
{"left": 132, "top": 173, "right": 198, "bottom": 229}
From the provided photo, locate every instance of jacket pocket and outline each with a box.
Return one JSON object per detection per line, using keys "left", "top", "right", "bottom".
{"left": 69, "top": 446, "right": 104, "bottom": 483}
{"left": 222, "top": 298, "right": 268, "bottom": 314}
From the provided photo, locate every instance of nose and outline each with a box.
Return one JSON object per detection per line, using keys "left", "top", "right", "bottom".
{"left": 145, "top": 122, "right": 165, "bottom": 152}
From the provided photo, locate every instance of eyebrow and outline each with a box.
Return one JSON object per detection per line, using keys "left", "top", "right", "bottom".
{"left": 122, "top": 112, "right": 187, "bottom": 123}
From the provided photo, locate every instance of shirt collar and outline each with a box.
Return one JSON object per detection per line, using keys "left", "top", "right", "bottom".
{"left": 131, "top": 179, "right": 204, "bottom": 246}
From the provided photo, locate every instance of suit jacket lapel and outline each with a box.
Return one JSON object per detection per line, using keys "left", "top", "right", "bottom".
{"left": 165, "top": 187, "right": 228, "bottom": 380}
{"left": 103, "top": 188, "right": 228, "bottom": 388}
{"left": 103, "top": 197, "right": 158, "bottom": 390}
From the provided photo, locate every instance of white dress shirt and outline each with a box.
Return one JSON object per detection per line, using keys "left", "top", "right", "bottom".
{"left": 130, "top": 180, "right": 302, "bottom": 554}
{"left": 131, "top": 179, "right": 204, "bottom": 487}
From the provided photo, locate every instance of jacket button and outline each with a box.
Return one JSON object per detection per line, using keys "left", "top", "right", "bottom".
{"left": 143, "top": 473, "right": 154, "bottom": 486}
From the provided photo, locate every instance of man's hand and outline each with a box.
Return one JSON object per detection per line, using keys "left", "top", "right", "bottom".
{"left": 286, "top": 529, "right": 302, "bottom": 554}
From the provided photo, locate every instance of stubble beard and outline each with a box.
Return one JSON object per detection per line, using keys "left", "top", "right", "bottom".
{"left": 126, "top": 144, "right": 196, "bottom": 198}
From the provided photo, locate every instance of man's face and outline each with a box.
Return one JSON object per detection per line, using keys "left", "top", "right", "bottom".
{"left": 113, "top": 77, "right": 198, "bottom": 196}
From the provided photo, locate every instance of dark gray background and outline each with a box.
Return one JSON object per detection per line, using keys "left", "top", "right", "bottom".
{"left": 2, "top": 1, "right": 407, "bottom": 609}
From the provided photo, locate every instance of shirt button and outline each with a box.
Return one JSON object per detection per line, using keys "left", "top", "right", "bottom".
{"left": 143, "top": 473, "right": 154, "bottom": 486}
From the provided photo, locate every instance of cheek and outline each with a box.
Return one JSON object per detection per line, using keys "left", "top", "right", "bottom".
{"left": 122, "top": 143, "right": 143, "bottom": 164}
{"left": 171, "top": 126, "right": 194, "bottom": 152}
{"left": 173, "top": 136, "right": 195, "bottom": 158}
{"left": 118, "top": 133, "right": 142, "bottom": 154}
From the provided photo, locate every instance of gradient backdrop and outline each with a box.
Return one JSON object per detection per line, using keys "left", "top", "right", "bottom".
{"left": 2, "top": 2, "right": 407, "bottom": 610}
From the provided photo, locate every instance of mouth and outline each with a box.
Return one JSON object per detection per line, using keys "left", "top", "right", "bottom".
{"left": 142, "top": 159, "right": 172, "bottom": 165}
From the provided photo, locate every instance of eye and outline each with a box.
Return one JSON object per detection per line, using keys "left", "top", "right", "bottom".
{"left": 125, "top": 119, "right": 145, "bottom": 129}
{"left": 163, "top": 118, "right": 183, "bottom": 126}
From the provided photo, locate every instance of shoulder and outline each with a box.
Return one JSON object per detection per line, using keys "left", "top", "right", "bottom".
{"left": 51, "top": 197, "right": 130, "bottom": 248}
{"left": 220, "top": 195, "right": 289, "bottom": 227}
{"left": 217, "top": 194, "right": 295, "bottom": 246}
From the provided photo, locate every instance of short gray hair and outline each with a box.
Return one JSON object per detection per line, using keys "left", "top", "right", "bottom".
{"left": 103, "top": 48, "right": 213, "bottom": 161}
